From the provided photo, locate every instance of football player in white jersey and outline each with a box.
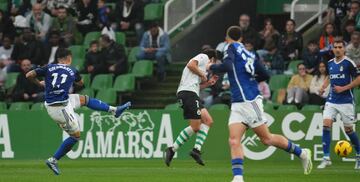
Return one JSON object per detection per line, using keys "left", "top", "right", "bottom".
{"left": 164, "top": 49, "right": 218, "bottom": 166}
{"left": 317, "top": 39, "right": 360, "bottom": 169}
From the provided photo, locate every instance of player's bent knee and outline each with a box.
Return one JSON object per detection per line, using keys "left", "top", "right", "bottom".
{"left": 71, "top": 131, "right": 81, "bottom": 139}
{"left": 79, "top": 95, "right": 89, "bottom": 106}
{"left": 260, "top": 136, "right": 272, "bottom": 146}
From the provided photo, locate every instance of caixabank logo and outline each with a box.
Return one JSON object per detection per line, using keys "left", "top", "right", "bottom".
{"left": 64, "top": 111, "right": 174, "bottom": 159}
{"left": 241, "top": 112, "right": 360, "bottom": 161}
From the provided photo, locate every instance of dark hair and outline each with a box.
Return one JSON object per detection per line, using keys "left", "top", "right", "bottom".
{"left": 263, "top": 18, "right": 273, "bottom": 26}
{"left": 345, "top": 19, "right": 356, "bottom": 27}
{"left": 148, "top": 21, "right": 159, "bottom": 29}
{"left": 226, "top": 26, "right": 242, "bottom": 41}
{"left": 297, "top": 62, "right": 305, "bottom": 69}
{"left": 90, "top": 40, "right": 98, "bottom": 46}
{"left": 333, "top": 37, "right": 346, "bottom": 46}
{"left": 321, "top": 22, "right": 336, "bottom": 36}
{"left": 307, "top": 40, "right": 318, "bottom": 46}
{"left": 2, "top": 34, "right": 13, "bottom": 41}
{"left": 100, "top": 34, "right": 111, "bottom": 43}
{"left": 351, "top": 0, "right": 360, "bottom": 6}
{"left": 286, "top": 19, "right": 296, "bottom": 26}
{"left": 49, "top": 30, "right": 60, "bottom": 37}
{"left": 314, "top": 61, "right": 328, "bottom": 80}
{"left": 55, "top": 48, "right": 71, "bottom": 61}
{"left": 202, "top": 48, "right": 217, "bottom": 60}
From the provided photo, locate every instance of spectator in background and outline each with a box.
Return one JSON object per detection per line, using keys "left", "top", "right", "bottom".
{"left": 97, "top": 0, "right": 111, "bottom": 29}
{"left": 309, "top": 61, "right": 329, "bottom": 105}
{"left": 258, "top": 81, "right": 271, "bottom": 101}
{"left": 76, "top": 0, "right": 98, "bottom": 36}
{"left": 98, "top": 34, "right": 128, "bottom": 76}
{"left": 346, "top": 31, "right": 360, "bottom": 66}
{"left": 50, "top": 6, "right": 82, "bottom": 45}
{"left": 0, "top": 10, "right": 16, "bottom": 41}
{"left": 302, "top": 40, "right": 321, "bottom": 74}
{"left": 137, "top": 22, "right": 170, "bottom": 81}
{"left": 319, "top": 23, "right": 336, "bottom": 51}
{"left": 0, "top": 35, "right": 14, "bottom": 60}
{"left": 278, "top": 19, "right": 303, "bottom": 65}
{"left": 215, "top": 36, "right": 230, "bottom": 60}
{"left": 10, "top": 27, "right": 45, "bottom": 71}
{"left": 84, "top": 40, "right": 102, "bottom": 79}
{"left": 286, "top": 63, "right": 313, "bottom": 105}
{"left": 8, "top": 0, "right": 32, "bottom": 17}
{"left": 343, "top": 19, "right": 356, "bottom": 43}
{"left": 258, "top": 18, "right": 280, "bottom": 50}
{"left": 341, "top": 0, "right": 360, "bottom": 31}
{"left": 11, "top": 59, "right": 44, "bottom": 102}
{"left": 25, "top": 3, "right": 53, "bottom": 41}
{"left": 0, "top": 55, "right": 6, "bottom": 90}
{"left": 263, "top": 43, "right": 285, "bottom": 74}
{"left": 238, "top": 14, "right": 261, "bottom": 49}
{"left": 115, "top": 0, "right": 144, "bottom": 41}
{"left": 45, "top": 0, "right": 76, "bottom": 16}
{"left": 44, "top": 30, "right": 64, "bottom": 64}
{"left": 327, "top": 0, "right": 351, "bottom": 31}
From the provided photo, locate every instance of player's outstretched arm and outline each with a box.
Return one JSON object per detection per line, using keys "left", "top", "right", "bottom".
{"left": 319, "top": 77, "right": 330, "bottom": 95}
{"left": 26, "top": 70, "right": 44, "bottom": 87}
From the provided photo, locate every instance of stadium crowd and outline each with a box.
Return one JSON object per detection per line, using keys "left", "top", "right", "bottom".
{"left": 0, "top": 0, "right": 170, "bottom": 103}
{"left": 0, "top": 0, "right": 359, "bottom": 109}
{"left": 201, "top": 0, "right": 360, "bottom": 109}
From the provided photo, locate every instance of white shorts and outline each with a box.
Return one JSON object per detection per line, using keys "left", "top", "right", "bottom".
{"left": 323, "top": 102, "right": 356, "bottom": 127}
{"left": 228, "top": 98, "right": 267, "bottom": 128}
{"left": 45, "top": 94, "right": 81, "bottom": 134}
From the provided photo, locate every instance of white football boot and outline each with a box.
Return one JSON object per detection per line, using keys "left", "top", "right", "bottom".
{"left": 300, "top": 148, "right": 313, "bottom": 175}
{"left": 231, "top": 175, "right": 244, "bottom": 182}
{"left": 317, "top": 157, "right": 332, "bottom": 169}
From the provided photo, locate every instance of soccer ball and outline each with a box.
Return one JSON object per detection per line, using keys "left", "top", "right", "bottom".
{"left": 334, "top": 140, "right": 352, "bottom": 157}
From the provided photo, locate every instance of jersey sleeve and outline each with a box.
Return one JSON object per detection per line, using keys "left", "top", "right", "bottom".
{"left": 210, "top": 44, "right": 235, "bottom": 73}
{"left": 349, "top": 61, "right": 360, "bottom": 78}
{"left": 254, "top": 59, "right": 270, "bottom": 82}
{"left": 74, "top": 69, "right": 82, "bottom": 82}
{"left": 34, "top": 65, "right": 47, "bottom": 77}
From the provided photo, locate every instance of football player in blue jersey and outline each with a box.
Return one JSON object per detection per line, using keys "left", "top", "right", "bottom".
{"left": 26, "top": 48, "right": 131, "bottom": 175}
{"left": 317, "top": 39, "right": 360, "bottom": 169}
{"left": 210, "top": 26, "right": 312, "bottom": 182}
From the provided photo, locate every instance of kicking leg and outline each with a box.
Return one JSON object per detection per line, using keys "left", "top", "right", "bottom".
{"left": 318, "top": 119, "right": 333, "bottom": 169}
{"left": 253, "top": 124, "right": 312, "bottom": 175}
{"left": 190, "top": 109, "right": 213, "bottom": 166}
{"left": 229, "top": 123, "right": 247, "bottom": 182}
{"left": 164, "top": 119, "right": 200, "bottom": 166}
{"left": 78, "top": 95, "right": 131, "bottom": 118}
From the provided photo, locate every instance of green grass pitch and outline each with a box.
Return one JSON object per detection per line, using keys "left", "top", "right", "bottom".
{"left": 0, "top": 159, "right": 359, "bottom": 182}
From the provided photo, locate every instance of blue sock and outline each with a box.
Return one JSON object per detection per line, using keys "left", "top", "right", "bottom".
{"left": 86, "top": 98, "right": 110, "bottom": 112}
{"left": 322, "top": 126, "right": 331, "bottom": 157}
{"left": 231, "top": 158, "right": 243, "bottom": 176}
{"left": 347, "top": 131, "right": 360, "bottom": 155}
{"left": 53, "top": 137, "right": 78, "bottom": 160}
{"left": 284, "top": 141, "right": 302, "bottom": 157}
